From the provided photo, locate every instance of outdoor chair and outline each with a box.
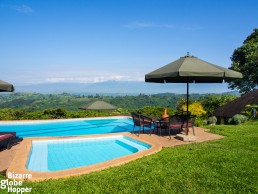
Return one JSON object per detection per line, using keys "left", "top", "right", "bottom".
{"left": 168, "top": 114, "right": 186, "bottom": 137}
{"left": 131, "top": 112, "right": 154, "bottom": 135}
{"left": 154, "top": 115, "right": 185, "bottom": 138}
{"left": 181, "top": 115, "right": 196, "bottom": 136}
{"left": 0, "top": 132, "right": 19, "bottom": 150}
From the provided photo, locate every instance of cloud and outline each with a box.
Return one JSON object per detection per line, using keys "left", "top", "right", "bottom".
{"left": 45, "top": 74, "right": 144, "bottom": 83}
{"left": 123, "top": 22, "right": 156, "bottom": 29}
{"left": 123, "top": 21, "right": 202, "bottom": 31}
{"left": 177, "top": 26, "right": 203, "bottom": 31}
{"left": 13, "top": 4, "right": 34, "bottom": 13}
{"left": 1, "top": 4, "right": 34, "bottom": 14}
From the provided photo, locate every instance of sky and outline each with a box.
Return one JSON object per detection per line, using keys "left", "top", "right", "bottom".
{"left": 1, "top": 0, "right": 258, "bottom": 93}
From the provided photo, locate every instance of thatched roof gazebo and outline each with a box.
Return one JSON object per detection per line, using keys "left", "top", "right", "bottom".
{"left": 213, "top": 89, "right": 258, "bottom": 123}
{"left": 79, "top": 100, "right": 117, "bottom": 110}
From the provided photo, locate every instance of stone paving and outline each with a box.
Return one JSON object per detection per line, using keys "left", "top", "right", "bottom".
{"left": 0, "top": 127, "right": 223, "bottom": 180}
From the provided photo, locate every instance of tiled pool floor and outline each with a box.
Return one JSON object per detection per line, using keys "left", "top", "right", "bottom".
{"left": 6, "top": 133, "right": 161, "bottom": 181}
{"left": 28, "top": 136, "right": 150, "bottom": 172}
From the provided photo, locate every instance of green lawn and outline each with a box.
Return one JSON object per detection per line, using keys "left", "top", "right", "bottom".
{"left": 1, "top": 121, "right": 258, "bottom": 193}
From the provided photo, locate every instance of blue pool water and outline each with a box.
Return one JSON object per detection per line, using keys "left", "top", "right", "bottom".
{"left": 0, "top": 118, "right": 141, "bottom": 137}
{"left": 27, "top": 135, "right": 151, "bottom": 172}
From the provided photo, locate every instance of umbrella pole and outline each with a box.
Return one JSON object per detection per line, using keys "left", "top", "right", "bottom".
{"left": 186, "top": 80, "right": 189, "bottom": 135}
{"left": 187, "top": 82, "right": 189, "bottom": 115}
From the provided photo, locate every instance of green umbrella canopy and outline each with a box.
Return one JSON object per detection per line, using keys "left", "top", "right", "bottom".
{"left": 145, "top": 53, "right": 243, "bottom": 118}
{"left": 145, "top": 53, "right": 243, "bottom": 83}
{"left": 0, "top": 80, "right": 14, "bottom": 92}
{"left": 80, "top": 100, "right": 117, "bottom": 110}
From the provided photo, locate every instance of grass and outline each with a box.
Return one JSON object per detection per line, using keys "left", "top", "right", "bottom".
{"left": 1, "top": 121, "right": 258, "bottom": 193}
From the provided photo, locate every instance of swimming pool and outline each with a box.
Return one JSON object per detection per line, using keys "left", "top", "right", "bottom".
{"left": 0, "top": 117, "right": 141, "bottom": 137}
{"left": 27, "top": 135, "right": 151, "bottom": 172}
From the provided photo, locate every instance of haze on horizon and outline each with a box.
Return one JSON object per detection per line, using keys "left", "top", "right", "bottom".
{"left": 1, "top": 0, "right": 258, "bottom": 93}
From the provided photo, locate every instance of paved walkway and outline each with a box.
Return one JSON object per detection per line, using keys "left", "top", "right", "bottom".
{"left": 0, "top": 143, "right": 22, "bottom": 173}
{"left": 137, "top": 127, "right": 223, "bottom": 147}
{"left": 0, "top": 127, "right": 223, "bottom": 173}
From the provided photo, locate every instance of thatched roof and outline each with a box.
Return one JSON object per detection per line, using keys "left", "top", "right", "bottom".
{"left": 213, "top": 89, "right": 258, "bottom": 117}
{"left": 79, "top": 100, "right": 117, "bottom": 110}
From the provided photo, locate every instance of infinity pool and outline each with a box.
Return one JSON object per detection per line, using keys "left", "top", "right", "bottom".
{"left": 27, "top": 135, "right": 151, "bottom": 172}
{"left": 0, "top": 117, "right": 138, "bottom": 137}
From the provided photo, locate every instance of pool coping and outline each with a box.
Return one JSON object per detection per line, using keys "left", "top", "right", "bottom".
{"left": 7, "top": 132, "right": 162, "bottom": 182}
{"left": 0, "top": 116, "right": 131, "bottom": 125}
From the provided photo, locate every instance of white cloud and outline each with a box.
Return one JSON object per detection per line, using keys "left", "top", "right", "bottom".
{"left": 123, "top": 21, "right": 202, "bottom": 31}
{"left": 8, "top": 64, "right": 145, "bottom": 85}
{"left": 1, "top": 4, "right": 34, "bottom": 14}
{"left": 13, "top": 4, "right": 34, "bottom": 13}
{"left": 177, "top": 26, "right": 203, "bottom": 31}
{"left": 45, "top": 74, "right": 144, "bottom": 83}
{"left": 123, "top": 22, "right": 156, "bottom": 29}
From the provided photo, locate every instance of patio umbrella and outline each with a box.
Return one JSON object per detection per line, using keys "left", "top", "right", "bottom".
{"left": 0, "top": 80, "right": 14, "bottom": 92}
{"left": 145, "top": 53, "right": 243, "bottom": 115}
{"left": 79, "top": 100, "right": 117, "bottom": 110}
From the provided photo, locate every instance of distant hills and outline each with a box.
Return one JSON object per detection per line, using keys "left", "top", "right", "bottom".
{"left": 0, "top": 90, "right": 239, "bottom": 111}
{"left": 14, "top": 81, "right": 239, "bottom": 95}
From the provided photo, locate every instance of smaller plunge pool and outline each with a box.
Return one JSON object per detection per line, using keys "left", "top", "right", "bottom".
{"left": 27, "top": 135, "right": 151, "bottom": 172}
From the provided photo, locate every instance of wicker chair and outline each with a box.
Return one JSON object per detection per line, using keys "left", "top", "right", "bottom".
{"left": 131, "top": 112, "right": 154, "bottom": 135}
{"left": 168, "top": 115, "right": 186, "bottom": 137}
{"left": 182, "top": 115, "right": 196, "bottom": 136}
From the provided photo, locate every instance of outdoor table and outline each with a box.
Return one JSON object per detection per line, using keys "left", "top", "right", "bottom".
{"left": 154, "top": 120, "right": 169, "bottom": 136}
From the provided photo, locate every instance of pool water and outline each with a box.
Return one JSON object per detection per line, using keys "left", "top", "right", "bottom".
{"left": 0, "top": 118, "right": 141, "bottom": 137}
{"left": 27, "top": 135, "right": 151, "bottom": 172}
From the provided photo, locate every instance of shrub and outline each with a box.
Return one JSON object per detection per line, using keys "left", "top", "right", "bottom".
{"left": 111, "top": 108, "right": 130, "bottom": 116}
{"left": 0, "top": 108, "right": 15, "bottom": 120}
{"left": 229, "top": 114, "right": 247, "bottom": 125}
{"left": 181, "top": 102, "right": 206, "bottom": 117}
{"left": 43, "top": 108, "right": 67, "bottom": 119}
{"left": 207, "top": 116, "right": 217, "bottom": 125}
{"left": 179, "top": 101, "right": 207, "bottom": 127}
{"left": 195, "top": 117, "right": 205, "bottom": 127}
{"left": 135, "top": 106, "right": 174, "bottom": 118}
{"left": 242, "top": 104, "right": 258, "bottom": 119}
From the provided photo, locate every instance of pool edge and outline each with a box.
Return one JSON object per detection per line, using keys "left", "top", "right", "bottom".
{"left": 0, "top": 116, "right": 131, "bottom": 125}
{"left": 6, "top": 132, "right": 162, "bottom": 182}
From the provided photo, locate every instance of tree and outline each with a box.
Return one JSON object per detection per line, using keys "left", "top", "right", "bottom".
{"left": 176, "top": 98, "right": 187, "bottom": 111}
{"left": 228, "top": 29, "right": 258, "bottom": 94}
